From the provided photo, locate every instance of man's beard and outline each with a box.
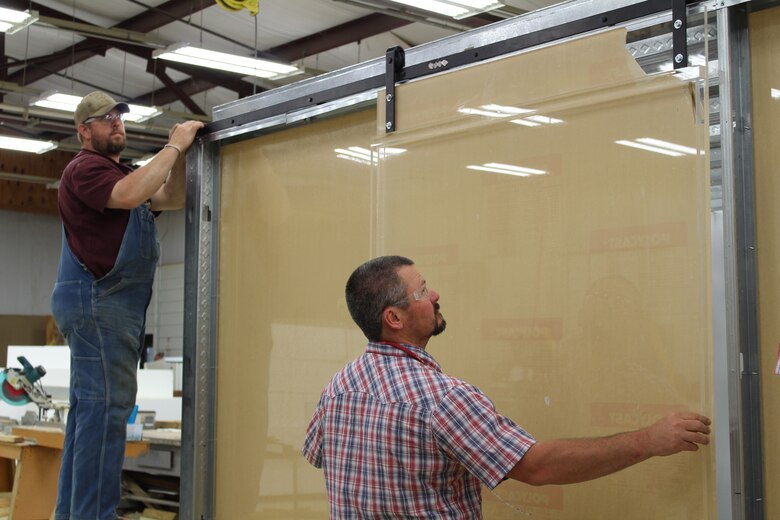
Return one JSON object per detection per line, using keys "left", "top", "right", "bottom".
{"left": 93, "top": 132, "right": 126, "bottom": 156}
{"left": 432, "top": 303, "right": 446, "bottom": 336}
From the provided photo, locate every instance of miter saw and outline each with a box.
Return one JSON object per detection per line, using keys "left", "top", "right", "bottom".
{"left": 0, "top": 356, "right": 67, "bottom": 423}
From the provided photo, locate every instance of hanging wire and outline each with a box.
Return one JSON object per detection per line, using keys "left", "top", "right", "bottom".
{"left": 253, "top": 13, "right": 259, "bottom": 95}
{"left": 199, "top": 0, "right": 204, "bottom": 47}
{"left": 21, "top": 1, "right": 32, "bottom": 89}
{"left": 151, "top": 30, "right": 158, "bottom": 107}
{"left": 121, "top": 52, "right": 127, "bottom": 98}
{"left": 70, "top": 0, "right": 76, "bottom": 93}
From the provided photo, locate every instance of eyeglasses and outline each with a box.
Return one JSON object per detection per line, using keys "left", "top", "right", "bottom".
{"left": 83, "top": 112, "right": 125, "bottom": 125}
{"left": 411, "top": 284, "right": 430, "bottom": 301}
{"left": 390, "top": 283, "right": 430, "bottom": 307}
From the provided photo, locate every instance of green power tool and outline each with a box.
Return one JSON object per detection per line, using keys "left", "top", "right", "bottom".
{"left": 0, "top": 356, "right": 49, "bottom": 406}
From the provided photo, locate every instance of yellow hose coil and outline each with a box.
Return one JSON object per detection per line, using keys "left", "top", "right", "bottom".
{"left": 215, "top": 0, "right": 259, "bottom": 16}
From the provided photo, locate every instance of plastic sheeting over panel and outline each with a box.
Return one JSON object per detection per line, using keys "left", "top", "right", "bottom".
{"left": 373, "top": 29, "right": 714, "bottom": 519}
{"left": 215, "top": 111, "right": 375, "bottom": 519}
{"left": 213, "top": 28, "right": 714, "bottom": 519}
{"left": 750, "top": 5, "right": 780, "bottom": 520}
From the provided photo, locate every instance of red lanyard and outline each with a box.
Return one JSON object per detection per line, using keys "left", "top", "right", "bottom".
{"left": 375, "top": 341, "right": 435, "bottom": 369}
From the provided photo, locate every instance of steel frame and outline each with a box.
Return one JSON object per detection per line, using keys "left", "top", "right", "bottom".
{"left": 181, "top": 1, "right": 762, "bottom": 518}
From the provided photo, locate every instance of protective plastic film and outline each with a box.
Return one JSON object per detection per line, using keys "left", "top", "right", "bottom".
{"left": 215, "top": 110, "right": 374, "bottom": 518}
{"left": 213, "top": 27, "right": 714, "bottom": 519}
{"left": 750, "top": 5, "right": 780, "bottom": 519}
{"left": 374, "top": 29, "right": 714, "bottom": 518}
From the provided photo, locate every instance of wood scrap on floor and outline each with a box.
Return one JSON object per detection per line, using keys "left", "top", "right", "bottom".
{"left": 140, "top": 507, "right": 177, "bottom": 520}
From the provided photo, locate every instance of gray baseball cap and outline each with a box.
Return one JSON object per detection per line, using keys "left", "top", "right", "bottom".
{"left": 74, "top": 91, "right": 129, "bottom": 127}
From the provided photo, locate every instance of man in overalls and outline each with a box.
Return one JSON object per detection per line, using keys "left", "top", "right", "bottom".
{"left": 51, "top": 91, "right": 203, "bottom": 520}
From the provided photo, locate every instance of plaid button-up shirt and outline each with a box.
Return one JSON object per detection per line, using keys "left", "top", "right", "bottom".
{"left": 303, "top": 341, "right": 536, "bottom": 519}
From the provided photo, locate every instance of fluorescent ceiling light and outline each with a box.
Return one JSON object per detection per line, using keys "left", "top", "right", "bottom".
{"left": 124, "top": 104, "right": 163, "bottom": 123}
{"left": 0, "top": 135, "right": 57, "bottom": 154}
{"left": 31, "top": 92, "right": 83, "bottom": 112}
{"left": 0, "top": 8, "right": 38, "bottom": 34}
{"left": 335, "top": 146, "right": 406, "bottom": 165}
{"left": 467, "top": 162, "right": 546, "bottom": 177}
{"left": 153, "top": 44, "right": 299, "bottom": 79}
{"left": 387, "top": 0, "right": 503, "bottom": 19}
{"left": 771, "top": 88, "right": 780, "bottom": 100}
{"left": 30, "top": 92, "right": 162, "bottom": 123}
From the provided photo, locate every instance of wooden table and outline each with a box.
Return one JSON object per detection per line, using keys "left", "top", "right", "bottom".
{"left": 0, "top": 427, "right": 150, "bottom": 520}
{"left": 0, "top": 440, "right": 59, "bottom": 520}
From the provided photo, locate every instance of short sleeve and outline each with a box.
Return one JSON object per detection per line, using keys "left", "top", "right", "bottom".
{"left": 431, "top": 384, "right": 536, "bottom": 489}
{"left": 67, "top": 155, "right": 125, "bottom": 213}
{"left": 302, "top": 399, "right": 325, "bottom": 468}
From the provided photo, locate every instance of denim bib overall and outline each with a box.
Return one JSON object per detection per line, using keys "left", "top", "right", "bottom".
{"left": 52, "top": 204, "right": 159, "bottom": 520}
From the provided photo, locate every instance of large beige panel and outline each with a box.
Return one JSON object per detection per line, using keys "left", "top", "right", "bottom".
{"left": 750, "top": 6, "right": 780, "bottom": 520}
{"left": 375, "top": 29, "right": 714, "bottom": 519}
{"left": 215, "top": 110, "right": 374, "bottom": 518}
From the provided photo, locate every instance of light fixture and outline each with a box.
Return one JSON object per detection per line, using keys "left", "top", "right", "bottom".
{"left": 0, "top": 135, "right": 57, "bottom": 154}
{"left": 467, "top": 162, "right": 545, "bottom": 177}
{"left": 0, "top": 7, "right": 38, "bottom": 34}
{"left": 153, "top": 44, "right": 299, "bottom": 79}
{"left": 771, "top": 88, "right": 780, "bottom": 100}
{"left": 387, "top": 0, "right": 503, "bottom": 19}
{"left": 334, "top": 146, "right": 406, "bottom": 165}
{"left": 30, "top": 91, "right": 162, "bottom": 123}
{"left": 615, "top": 137, "right": 700, "bottom": 157}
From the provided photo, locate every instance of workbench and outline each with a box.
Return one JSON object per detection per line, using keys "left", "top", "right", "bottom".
{"left": 0, "top": 426, "right": 149, "bottom": 520}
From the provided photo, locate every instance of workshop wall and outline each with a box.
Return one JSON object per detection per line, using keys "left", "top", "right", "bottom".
{"left": 0, "top": 207, "right": 186, "bottom": 358}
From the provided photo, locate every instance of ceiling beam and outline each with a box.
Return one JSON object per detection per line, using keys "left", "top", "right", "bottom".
{"left": 260, "top": 12, "right": 412, "bottom": 62}
{"left": 145, "top": 61, "right": 206, "bottom": 116}
{"left": 133, "top": 13, "right": 418, "bottom": 106}
{"left": 130, "top": 77, "right": 218, "bottom": 109}
{"left": 6, "top": 0, "right": 209, "bottom": 86}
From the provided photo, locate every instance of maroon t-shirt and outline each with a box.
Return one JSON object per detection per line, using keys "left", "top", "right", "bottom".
{"left": 58, "top": 149, "right": 134, "bottom": 279}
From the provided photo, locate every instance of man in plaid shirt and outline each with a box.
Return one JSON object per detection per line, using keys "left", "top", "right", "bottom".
{"left": 303, "top": 256, "right": 711, "bottom": 518}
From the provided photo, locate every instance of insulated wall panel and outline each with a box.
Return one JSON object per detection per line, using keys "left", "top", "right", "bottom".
{"left": 213, "top": 27, "right": 714, "bottom": 520}
{"left": 750, "top": 6, "right": 780, "bottom": 520}
{"left": 374, "top": 29, "right": 714, "bottom": 519}
{"left": 215, "top": 110, "right": 374, "bottom": 518}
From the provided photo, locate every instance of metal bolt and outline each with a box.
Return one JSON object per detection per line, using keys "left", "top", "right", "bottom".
{"left": 386, "top": 94, "right": 393, "bottom": 102}
{"left": 673, "top": 19, "right": 682, "bottom": 29}
{"left": 674, "top": 53, "right": 684, "bottom": 63}
{"left": 385, "top": 122, "right": 393, "bottom": 130}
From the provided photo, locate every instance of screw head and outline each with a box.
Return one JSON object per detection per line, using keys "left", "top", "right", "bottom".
{"left": 674, "top": 53, "right": 684, "bottom": 63}
{"left": 386, "top": 94, "right": 393, "bottom": 102}
{"left": 674, "top": 19, "right": 683, "bottom": 29}
{"left": 385, "top": 121, "right": 393, "bottom": 130}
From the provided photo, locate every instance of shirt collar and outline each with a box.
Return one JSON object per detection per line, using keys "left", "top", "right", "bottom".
{"left": 366, "top": 341, "right": 442, "bottom": 372}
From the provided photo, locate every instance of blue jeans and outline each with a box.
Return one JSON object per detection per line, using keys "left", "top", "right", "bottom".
{"left": 52, "top": 205, "right": 159, "bottom": 520}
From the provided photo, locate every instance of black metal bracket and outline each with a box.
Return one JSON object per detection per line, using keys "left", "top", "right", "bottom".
{"left": 672, "top": 0, "right": 688, "bottom": 69}
{"left": 385, "top": 46, "right": 405, "bottom": 133}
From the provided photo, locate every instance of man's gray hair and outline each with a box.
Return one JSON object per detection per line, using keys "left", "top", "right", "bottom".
{"left": 345, "top": 256, "right": 413, "bottom": 342}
